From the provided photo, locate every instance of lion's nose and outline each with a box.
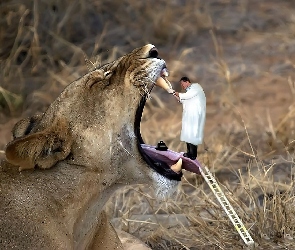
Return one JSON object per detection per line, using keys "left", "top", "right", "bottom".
{"left": 149, "top": 47, "right": 158, "bottom": 58}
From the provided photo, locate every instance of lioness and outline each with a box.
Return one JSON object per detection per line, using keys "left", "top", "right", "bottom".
{"left": 0, "top": 44, "right": 199, "bottom": 250}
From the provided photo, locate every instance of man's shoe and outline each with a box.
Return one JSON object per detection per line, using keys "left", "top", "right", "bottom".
{"left": 183, "top": 153, "right": 196, "bottom": 160}
{"left": 184, "top": 144, "right": 198, "bottom": 160}
{"left": 183, "top": 152, "right": 190, "bottom": 158}
{"left": 189, "top": 144, "right": 198, "bottom": 160}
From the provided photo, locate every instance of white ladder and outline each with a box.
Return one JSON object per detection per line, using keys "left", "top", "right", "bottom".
{"left": 200, "top": 165, "right": 255, "bottom": 247}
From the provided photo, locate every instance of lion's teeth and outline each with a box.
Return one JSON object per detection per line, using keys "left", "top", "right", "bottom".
{"left": 171, "top": 158, "right": 182, "bottom": 173}
{"left": 155, "top": 76, "right": 174, "bottom": 93}
{"left": 155, "top": 77, "right": 170, "bottom": 90}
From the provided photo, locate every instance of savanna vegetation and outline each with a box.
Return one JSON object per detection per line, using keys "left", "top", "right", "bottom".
{"left": 1, "top": 0, "right": 295, "bottom": 249}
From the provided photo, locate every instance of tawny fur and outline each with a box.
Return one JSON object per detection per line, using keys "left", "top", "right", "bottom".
{"left": 0, "top": 44, "right": 174, "bottom": 250}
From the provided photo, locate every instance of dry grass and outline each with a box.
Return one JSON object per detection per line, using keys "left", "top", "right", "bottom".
{"left": 107, "top": 97, "right": 295, "bottom": 249}
{"left": 2, "top": 0, "right": 295, "bottom": 249}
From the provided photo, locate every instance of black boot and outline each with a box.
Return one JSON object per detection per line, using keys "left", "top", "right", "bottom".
{"left": 189, "top": 144, "right": 198, "bottom": 160}
{"left": 183, "top": 143, "right": 198, "bottom": 160}
{"left": 183, "top": 143, "right": 191, "bottom": 158}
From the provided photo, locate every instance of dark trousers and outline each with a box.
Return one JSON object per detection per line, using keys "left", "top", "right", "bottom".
{"left": 184, "top": 143, "right": 198, "bottom": 160}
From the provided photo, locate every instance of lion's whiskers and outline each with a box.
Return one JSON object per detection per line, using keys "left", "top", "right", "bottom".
{"left": 117, "top": 140, "right": 135, "bottom": 158}
{"left": 137, "top": 76, "right": 156, "bottom": 99}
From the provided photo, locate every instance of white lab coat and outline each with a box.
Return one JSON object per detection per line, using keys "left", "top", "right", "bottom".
{"left": 179, "top": 83, "right": 206, "bottom": 145}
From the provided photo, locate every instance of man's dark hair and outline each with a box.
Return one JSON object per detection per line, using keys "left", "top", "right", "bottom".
{"left": 180, "top": 76, "right": 191, "bottom": 82}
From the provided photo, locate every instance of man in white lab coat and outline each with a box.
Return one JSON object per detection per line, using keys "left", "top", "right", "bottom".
{"left": 173, "top": 77, "right": 206, "bottom": 160}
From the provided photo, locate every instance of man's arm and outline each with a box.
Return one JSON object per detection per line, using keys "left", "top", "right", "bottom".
{"left": 178, "top": 90, "right": 198, "bottom": 100}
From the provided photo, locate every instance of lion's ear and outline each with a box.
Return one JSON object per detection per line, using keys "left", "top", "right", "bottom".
{"left": 5, "top": 119, "right": 72, "bottom": 171}
{"left": 12, "top": 114, "right": 42, "bottom": 139}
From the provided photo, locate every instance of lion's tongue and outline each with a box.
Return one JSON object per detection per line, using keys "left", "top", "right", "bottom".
{"left": 141, "top": 144, "right": 202, "bottom": 175}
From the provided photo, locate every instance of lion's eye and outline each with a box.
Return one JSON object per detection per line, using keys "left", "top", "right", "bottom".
{"left": 104, "top": 70, "right": 111, "bottom": 77}
{"left": 148, "top": 48, "right": 158, "bottom": 58}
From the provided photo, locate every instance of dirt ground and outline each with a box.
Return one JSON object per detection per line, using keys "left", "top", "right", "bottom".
{"left": 2, "top": 0, "right": 295, "bottom": 249}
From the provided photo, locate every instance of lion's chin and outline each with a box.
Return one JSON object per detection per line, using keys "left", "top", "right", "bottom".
{"left": 149, "top": 171, "right": 179, "bottom": 200}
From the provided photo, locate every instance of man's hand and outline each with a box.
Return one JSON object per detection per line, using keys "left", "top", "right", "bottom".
{"left": 173, "top": 91, "right": 179, "bottom": 97}
{"left": 173, "top": 91, "right": 180, "bottom": 101}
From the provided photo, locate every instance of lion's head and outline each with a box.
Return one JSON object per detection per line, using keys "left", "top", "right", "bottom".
{"left": 5, "top": 44, "right": 190, "bottom": 197}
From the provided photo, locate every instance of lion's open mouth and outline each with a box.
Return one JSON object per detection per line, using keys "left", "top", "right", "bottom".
{"left": 134, "top": 94, "right": 202, "bottom": 182}
{"left": 134, "top": 45, "right": 202, "bottom": 181}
